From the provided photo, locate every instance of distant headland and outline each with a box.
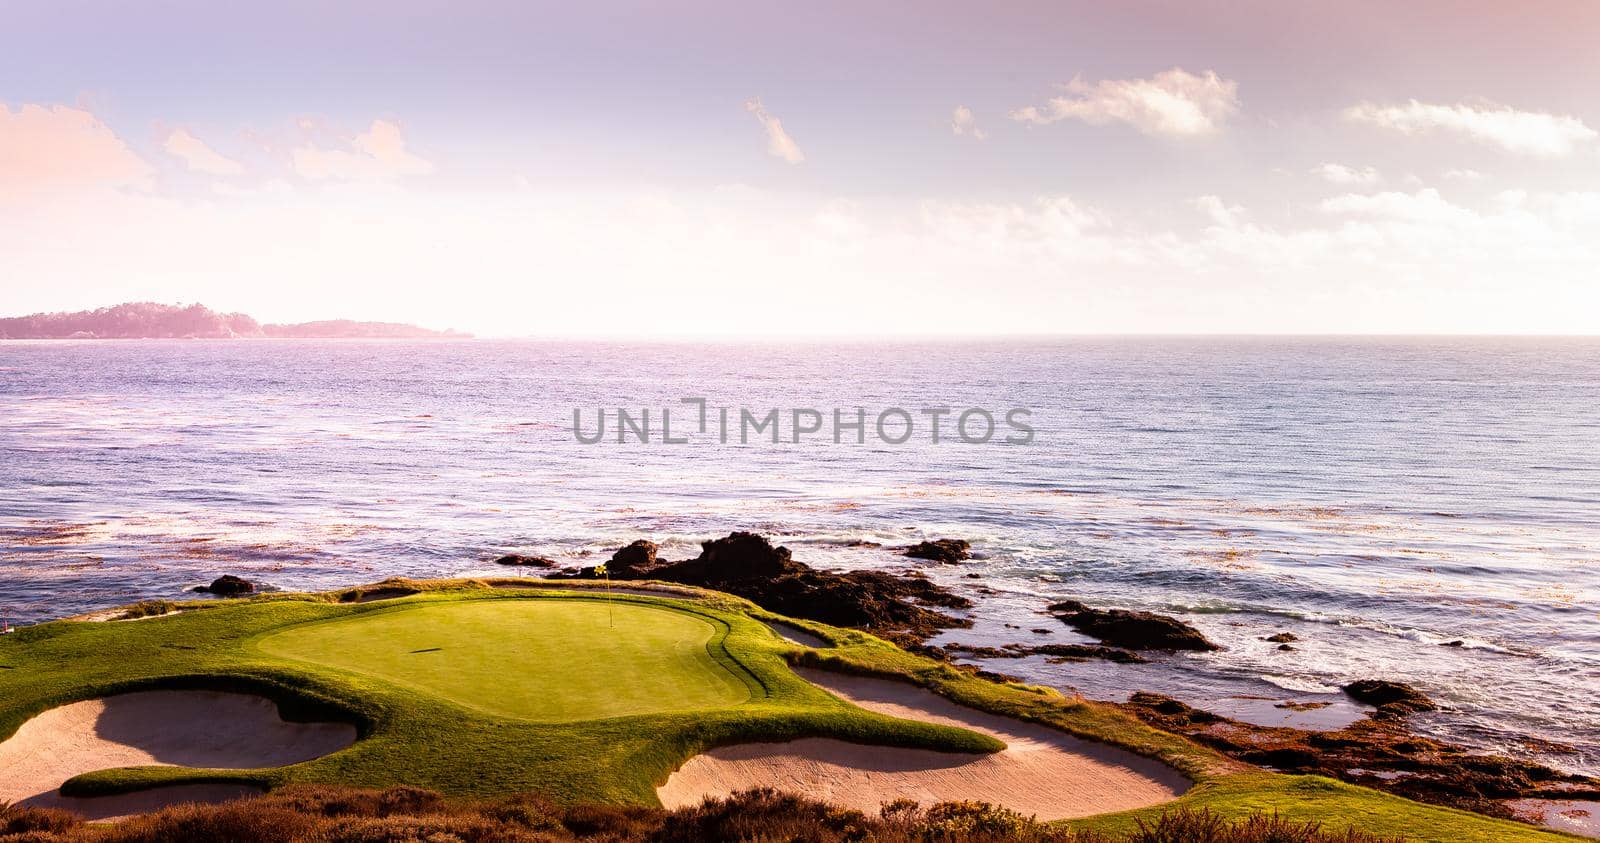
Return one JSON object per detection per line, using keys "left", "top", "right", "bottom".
{"left": 0, "top": 302, "right": 469, "bottom": 340}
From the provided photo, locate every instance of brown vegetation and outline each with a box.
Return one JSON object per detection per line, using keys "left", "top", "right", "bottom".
{"left": 0, "top": 786, "right": 1406, "bottom": 843}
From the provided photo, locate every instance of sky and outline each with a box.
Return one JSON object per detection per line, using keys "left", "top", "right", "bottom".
{"left": 3, "top": 0, "right": 1599, "bottom": 337}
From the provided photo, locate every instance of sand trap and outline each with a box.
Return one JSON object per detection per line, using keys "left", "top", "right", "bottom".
{"left": 659, "top": 668, "right": 1190, "bottom": 820}
{"left": 762, "top": 620, "right": 830, "bottom": 648}
{"left": 0, "top": 690, "right": 355, "bottom": 818}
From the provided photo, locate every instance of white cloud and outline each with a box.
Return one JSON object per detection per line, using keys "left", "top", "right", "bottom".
{"left": 163, "top": 129, "right": 245, "bottom": 176}
{"left": 1311, "top": 162, "right": 1381, "bottom": 185}
{"left": 1343, "top": 99, "right": 1598, "bottom": 157}
{"left": 1444, "top": 168, "right": 1485, "bottom": 181}
{"left": 0, "top": 103, "right": 153, "bottom": 197}
{"left": 292, "top": 120, "right": 435, "bottom": 181}
{"left": 951, "top": 105, "right": 987, "bottom": 140}
{"left": 744, "top": 97, "right": 804, "bottom": 164}
{"left": 1010, "top": 68, "right": 1239, "bottom": 136}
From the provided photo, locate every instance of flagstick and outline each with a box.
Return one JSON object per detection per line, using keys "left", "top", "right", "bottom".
{"left": 605, "top": 568, "right": 613, "bottom": 627}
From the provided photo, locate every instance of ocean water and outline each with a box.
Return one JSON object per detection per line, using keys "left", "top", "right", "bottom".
{"left": 2, "top": 338, "right": 1597, "bottom": 774}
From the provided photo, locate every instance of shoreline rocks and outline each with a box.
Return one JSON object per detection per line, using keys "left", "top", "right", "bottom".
{"left": 902, "top": 539, "right": 972, "bottom": 563}
{"left": 1047, "top": 600, "right": 1219, "bottom": 652}
{"left": 560, "top": 532, "right": 972, "bottom": 646}
{"left": 193, "top": 575, "right": 256, "bottom": 597}
{"left": 494, "top": 554, "right": 556, "bottom": 567}
{"left": 1121, "top": 690, "right": 1600, "bottom": 821}
{"left": 1342, "top": 679, "right": 1437, "bottom": 716}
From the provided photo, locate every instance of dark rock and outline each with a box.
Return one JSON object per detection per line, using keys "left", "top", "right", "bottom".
{"left": 1047, "top": 600, "right": 1219, "bottom": 651}
{"left": 902, "top": 539, "right": 971, "bottom": 563}
{"left": 194, "top": 575, "right": 255, "bottom": 597}
{"left": 964, "top": 573, "right": 982, "bottom": 579}
{"left": 1343, "top": 680, "right": 1437, "bottom": 713}
{"left": 1278, "top": 643, "right": 1296, "bottom": 651}
{"left": 1242, "top": 747, "right": 1321, "bottom": 771}
{"left": 563, "top": 532, "right": 972, "bottom": 645}
{"left": 494, "top": 554, "right": 555, "bottom": 567}
{"left": 1264, "top": 632, "right": 1298, "bottom": 643}
{"left": 1442, "top": 640, "right": 1465, "bottom": 647}
{"left": 608, "top": 540, "right": 659, "bottom": 574}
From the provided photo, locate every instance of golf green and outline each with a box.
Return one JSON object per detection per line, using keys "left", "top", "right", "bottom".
{"left": 256, "top": 598, "right": 752, "bottom": 722}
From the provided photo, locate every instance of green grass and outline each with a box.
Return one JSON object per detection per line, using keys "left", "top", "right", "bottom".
{"left": 0, "top": 579, "right": 1576, "bottom": 842}
{"left": 257, "top": 599, "right": 751, "bottom": 721}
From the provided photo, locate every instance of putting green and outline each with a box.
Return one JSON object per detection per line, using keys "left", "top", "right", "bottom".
{"left": 256, "top": 598, "right": 752, "bottom": 722}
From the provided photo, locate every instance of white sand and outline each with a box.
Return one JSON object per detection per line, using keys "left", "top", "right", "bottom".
{"left": 658, "top": 668, "right": 1190, "bottom": 820}
{"left": 0, "top": 690, "right": 355, "bottom": 819}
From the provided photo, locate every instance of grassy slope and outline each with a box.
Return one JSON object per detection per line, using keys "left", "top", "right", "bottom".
{"left": 0, "top": 579, "right": 1574, "bottom": 842}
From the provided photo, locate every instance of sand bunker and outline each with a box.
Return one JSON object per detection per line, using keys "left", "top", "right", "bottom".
{"left": 659, "top": 668, "right": 1189, "bottom": 820}
{"left": 0, "top": 690, "right": 356, "bottom": 819}
{"left": 762, "top": 620, "right": 830, "bottom": 648}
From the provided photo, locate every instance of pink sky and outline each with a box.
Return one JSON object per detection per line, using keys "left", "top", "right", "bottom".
{"left": 3, "top": 1, "right": 1599, "bottom": 336}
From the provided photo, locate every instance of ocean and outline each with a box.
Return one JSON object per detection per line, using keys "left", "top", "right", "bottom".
{"left": 2, "top": 337, "right": 1597, "bottom": 775}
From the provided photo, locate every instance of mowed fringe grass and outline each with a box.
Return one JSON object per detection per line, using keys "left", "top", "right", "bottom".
{"left": 0, "top": 579, "right": 1577, "bottom": 842}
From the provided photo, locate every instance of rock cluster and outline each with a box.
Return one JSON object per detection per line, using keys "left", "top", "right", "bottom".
{"left": 561, "top": 532, "right": 972, "bottom": 645}
{"left": 1046, "top": 600, "right": 1219, "bottom": 651}
{"left": 902, "top": 539, "right": 972, "bottom": 563}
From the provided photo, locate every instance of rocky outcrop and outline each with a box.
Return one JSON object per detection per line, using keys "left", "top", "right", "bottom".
{"left": 608, "top": 540, "right": 659, "bottom": 575}
{"left": 1342, "top": 680, "right": 1437, "bottom": 715}
{"left": 1047, "top": 601, "right": 1219, "bottom": 652}
{"left": 494, "top": 554, "right": 556, "bottom": 567}
{"left": 561, "top": 532, "right": 971, "bottom": 646}
{"left": 902, "top": 539, "right": 971, "bottom": 563}
{"left": 194, "top": 575, "right": 256, "bottom": 597}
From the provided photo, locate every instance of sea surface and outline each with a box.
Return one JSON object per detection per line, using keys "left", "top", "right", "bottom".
{"left": 2, "top": 338, "right": 1597, "bottom": 775}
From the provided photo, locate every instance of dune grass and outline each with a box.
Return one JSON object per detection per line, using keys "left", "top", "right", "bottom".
{"left": 0, "top": 579, "right": 1576, "bottom": 841}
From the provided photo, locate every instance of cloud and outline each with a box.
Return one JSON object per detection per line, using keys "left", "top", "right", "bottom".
{"left": 0, "top": 103, "right": 153, "bottom": 197}
{"left": 292, "top": 120, "right": 435, "bottom": 181}
{"left": 951, "top": 105, "right": 987, "bottom": 140}
{"left": 163, "top": 129, "right": 245, "bottom": 176}
{"left": 1311, "top": 162, "right": 1382, "bottom": 185}
{"left": 1444, "top": 168, "right": 1485, "bottom": 181}
{"left": 1343, "top": 99, "right": 1598, "bottom": 157}
{"left": 1010, "top": 68, "right": 1239, "bottom": 136}
{"left": 744, "top": 97, "right": 804, "bottom": 164}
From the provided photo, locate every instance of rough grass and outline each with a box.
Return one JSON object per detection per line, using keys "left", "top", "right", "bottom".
{"left": 0, "top": 785, "right": 1411, "bottom": 842}
{"left": 0, "top": 579, "right": 1576, "bottom": 841}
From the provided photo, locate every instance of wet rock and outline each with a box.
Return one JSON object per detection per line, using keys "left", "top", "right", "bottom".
{"left": 494, "top": 554, "right": 555, "bottom": 567}
{"left": 1343, "top": 680, "right": 1437, "bottom": 713}
{"left": 194, "top": 575, "right": 255, "bottom": 597}
{"left": 902, "top": 539, "right": 971, "bottom": 563}
{"left": 1047, "top": 600, "right": 1219, "bottom": 651}
{"left": 1278, "top": 644, "right": 1297, "bottom": 651}
{"left": 1264, "top": 632, "right": 1298, "bottom": 643}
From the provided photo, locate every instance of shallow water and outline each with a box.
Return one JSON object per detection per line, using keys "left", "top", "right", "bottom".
{"left": 2, "top": 337, "right": 1597, "bottom": 774}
